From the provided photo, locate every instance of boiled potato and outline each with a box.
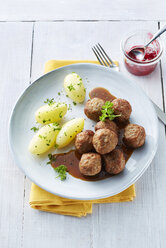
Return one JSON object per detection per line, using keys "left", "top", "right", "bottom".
{"left": 29, "top": 123, "right": 60, "bottom": 154}
{"left": 35, "top": 102, "right": 67, "bottom": 124}
{"left": 56, "top": 118, "right": 84, "bottom": 148}
{"left": 64, "top": 73, "right": 86, "bottom": 103}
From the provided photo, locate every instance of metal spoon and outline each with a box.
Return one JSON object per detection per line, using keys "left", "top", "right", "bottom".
{"left": 128, "top": 23, "right": 166, "bottom": 61}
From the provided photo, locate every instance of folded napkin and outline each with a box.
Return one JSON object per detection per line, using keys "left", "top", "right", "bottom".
{"left": 29, "top": 59, "right": 136, "bottom": 217}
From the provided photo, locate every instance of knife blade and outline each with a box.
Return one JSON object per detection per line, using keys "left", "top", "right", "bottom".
{"left": 152, "top": 101, "right": 166, "bottom": 125}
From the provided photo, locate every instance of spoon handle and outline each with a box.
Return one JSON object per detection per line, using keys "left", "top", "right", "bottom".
{"left": 145, "top": 23, "right": 166, "bottom": 48}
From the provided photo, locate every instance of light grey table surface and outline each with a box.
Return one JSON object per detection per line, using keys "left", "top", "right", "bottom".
{"left": 0, "top": 1, "right": 166, "bottom": 247}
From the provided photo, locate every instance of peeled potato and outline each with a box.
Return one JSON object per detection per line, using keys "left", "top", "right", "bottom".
{"left": 28, "top": 123, "right": 60, "bottom": 154}
{"left": 64, "top": 73, "right": 86, "bottom": 103}
{"left": 56, "top": 118, "right": 84, "bottom": 148}
{"left": 35, "top": 102, "right": 67, "bottom": 124}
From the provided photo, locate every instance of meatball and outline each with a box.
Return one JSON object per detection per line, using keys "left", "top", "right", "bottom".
{"left": 103, "top": 149, "right": 126, "bottom": 174}
{"left": 123, "top": 123, "right": 146, "bottom": 148}
{"left": 79, "top": 153, "right": 102, "bottom": 176}
{"left": 92, "top": 129, "right": 118, "bottom": 154}
{"left": 112, "top": 98, "right": 132, "bottom": 123}
{"left": 75, "top": 130, "right": 94, "bottom": 154}
{"left": 95, "top": 119, "right": 118, "bottom": 135}
{"left": 84, "top": 97, "right": 105, "bottom": 121}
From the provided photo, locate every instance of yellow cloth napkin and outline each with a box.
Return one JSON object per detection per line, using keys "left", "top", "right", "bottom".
{"left": 29, "top": 60, "right": 136, "bottom": 217}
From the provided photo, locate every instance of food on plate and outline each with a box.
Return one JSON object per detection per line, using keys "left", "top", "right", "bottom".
{"left": 123, "top": 123, "right": 146, "bottom": 148}
{"left": 92, "top": 128, "right": 118, "bottom": 154}
{"left": 103, "top": 149, "right": 126, "bottom": 174}
{"left": 95, "top": 119, "right": 118, "bottom": 135}
{"left": 84, "top": 97, "right": 105, "bottom": 121}
{"left": 56, "top": 118, "right": 84, "bottom": 148}
{"left": 52, "top": 86, "right": 145, "bottom": 180}
{"left": 112, "top": 98, "right": 132, "bottom": 123}
{"left": 89, "top": 87, "right": 116, "bottom": 102}
{"left": 28, "top": 123, "right": 61, "bottom": 154}
{"left": 79, "top": 153, "right": 102, "bottom": 176}
{"left": 29, "top": 76, "right": 146, "bottom": 181}
{"left": 30, "top": 126, "right": 39, "bottom": 132}
{"left": 75, "top": 130, "right": 94, "bottom": 154}
{"left": 99, "top": 101, "right": 121, "bottom": 122}
{"left": 64, "top": 72, "right": 86, "bottom": 103}
{"left": 54, "top": 165, "right": 67, "bottom": 180}
{"left": 35, "top": 102, "right": 67, "bottom": 124}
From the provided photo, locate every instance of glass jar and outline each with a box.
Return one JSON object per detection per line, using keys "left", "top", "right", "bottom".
{"left": 121, "top": 30, "right": 164, "bottom": 76}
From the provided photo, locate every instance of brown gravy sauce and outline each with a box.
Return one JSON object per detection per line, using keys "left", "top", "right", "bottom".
{"left": 51, "top": 150, "right": 111, "bottom": 181}
{"left": 51, "top": 87, "right": 134, "bottom": 181}
{"left": 89, "top": 87, "right": 116, "bottom": 102}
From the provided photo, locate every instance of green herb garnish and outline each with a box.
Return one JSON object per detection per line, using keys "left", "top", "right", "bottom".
{"left": 53, "top": 123, "right": 61, "bottom": 131}
{"left": 54, "top": 144, "right": 59, "bottom": 149}
{"left": 47, "top": 153, "right": 56, "bottom": 164}
{"left": 44, "top": 98, "right": 55, "bottom": 105}
{"left": 68, "top": 104, "right": 72, "bottom": 110}
{"left": 99, "top": 101, "right": 121, "bottom": 122}
{"left": 58, "top": 92, "right": 61, "bottom": 96}
{"left": 54, "top": 165, "right": 67, "bottom": 181}
{"left": 73, "top": 101, "right": 77, "bottom": 106}
{"left": 48, "top": 153, "right": 53, "bottom": 160}
{"left": 59, "top": 111, "right": 63, "bottom": 118}
{"left": 30, "top": 126, "right": 39, "bottom": 132}
{"left": 53, "top": 127, "right": 61, "bottom": 131}
{"left": 67, "top": 84, "right": 75, "bottom": 91}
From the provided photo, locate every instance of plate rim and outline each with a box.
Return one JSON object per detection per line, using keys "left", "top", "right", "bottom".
{"left": 8, "top": 63, "right": 159, "bottom": 200}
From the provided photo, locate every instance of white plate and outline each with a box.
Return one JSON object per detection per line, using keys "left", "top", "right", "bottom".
{"left": 9, "top": 63, "right": 158, "bottom": 200}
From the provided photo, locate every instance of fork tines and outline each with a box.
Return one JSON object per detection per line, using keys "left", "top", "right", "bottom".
{"left": 92, "top": 43, "right": 117, "bottom": 68}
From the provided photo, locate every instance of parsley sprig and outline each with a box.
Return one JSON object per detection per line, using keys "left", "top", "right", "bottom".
{"left": 99, "top": 101, "right": 121, "bottom": 122}
{"left": 67, "top": 84, "right": 75, "bottom": 91}
{"left": 54, "top": 165, "right": 67, "bottom": 180}
{"left": 47, "top": 153, "right": 56, "bottom": 164}
{"left": 44, "top": 98, "right": 55, "bottom": 106}
{"left": 30, "top": 126, "right": 39, "bottom": 132}
{"left": 52, "top": 123, "right": 61, "bottom": 131}
{"left": 54, "top": 144, "right": 59, "bottom": 149}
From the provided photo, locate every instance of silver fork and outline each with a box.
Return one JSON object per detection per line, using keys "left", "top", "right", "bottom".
{"left": 92, "top": 43, "right": 166, "bottom": 125}
{"left": 92, "top": 43, "right": 119, "bottom": 71}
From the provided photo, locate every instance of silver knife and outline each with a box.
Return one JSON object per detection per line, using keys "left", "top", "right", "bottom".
{"left": 152, "top": 101, "right": 166, "bottom": 125}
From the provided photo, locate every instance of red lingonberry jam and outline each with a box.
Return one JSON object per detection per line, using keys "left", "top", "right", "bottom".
{"left": 125, "top": 45, "right": 159, "bottom": 76}
{"left": 144, "top": 47, "right": 157, "bottom": 61}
